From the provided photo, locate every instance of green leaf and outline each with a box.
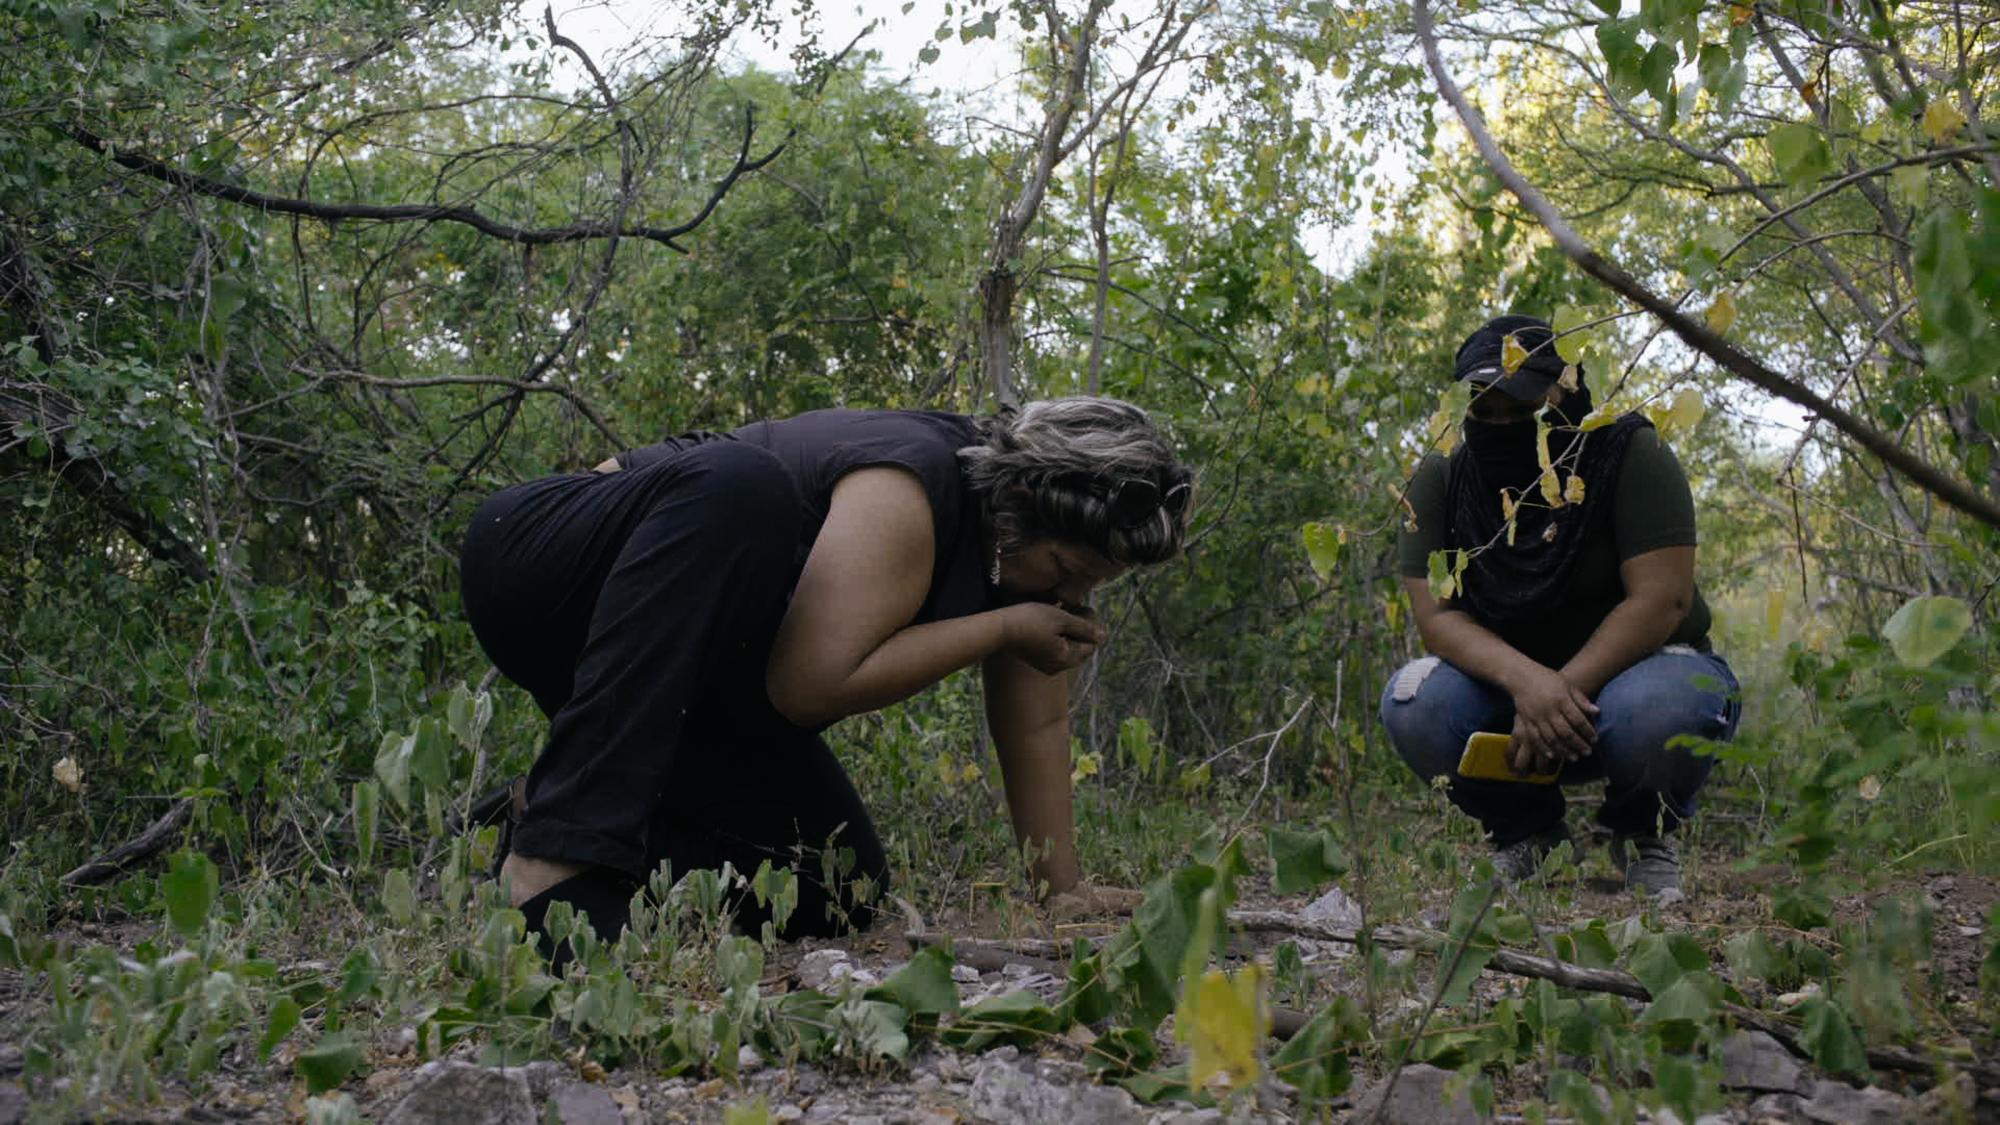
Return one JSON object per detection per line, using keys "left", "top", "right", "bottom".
{"left": 351, "top": 781, "right": 378, "bottom": 870}
{"left": 1774, "top": 884, "right": 1832, "bottom": 930}
{"left": 1557, "top": 922, "right": 1619, "bottom": 969}
{"left": 722, "top": 1097, "right": 771, "bottom": 1125}
{"left": 1300, "top": 522, "right": 1342, "bottom": 582}
{"left": 374, "top": 730, "right": 414, "bottom": 811}
{"left": 162, "top": 850, "right": 218, "bottom": 937}
{"left": 295, "top": 1032, "right": 364, "bottom": 1093}
{"left": 1889, "top": 164, "right": 1929, "bottom": 209}
{"left": 1627, "top": 932, "right": 1707, "bottom": 994}
{"left": 1799, "top": 997, "right": 1868, "bottom": 1075}
{"left": 1552, "top": 305, "right": 1592, "bottom": 363}
{"left": 1881, "top": 595, "right": 1973, "bottom": 667}
{"left": 1765, "top": 122, "right": 1831, "bottom": 186}
{"left": 1269, "top": 996, "right": 1363, "bottom": 1103}
{"left": 1084, "top": 1026, "right": 1161, "bottom": 1076}
{"left": 1268, "top": 826, "right": 1349, "bottom": 896}
{"left": 940, "top": 991, "right": 1061, "bottom": 1050}
{"left": 1640, "top": 42, "right": 1677, "bottom": 102}
{"left": 1639, "top": 975, "right": 1713, "bottom": 1024}
{"left": 872, "top": 946, "right": 960, "bottom": 1018}
{"left": 259, "top": 996, "right": 301, "bottom": 1062}
{"left": 1438, "top": 884, "right": 1499, "bottom": 1006}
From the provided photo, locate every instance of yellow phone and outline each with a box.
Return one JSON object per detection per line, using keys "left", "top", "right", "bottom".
{"left": 1457, "top": 732, "right": 1559, "bottom": 784}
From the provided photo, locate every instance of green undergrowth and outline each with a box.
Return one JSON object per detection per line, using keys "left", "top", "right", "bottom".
{"left": 2, "top": 591, "right": 1996, "bottom": 1121}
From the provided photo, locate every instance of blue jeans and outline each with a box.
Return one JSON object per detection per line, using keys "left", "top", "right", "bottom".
{"left": 1377, "top": 648, "right": 1740, "bottom": 846}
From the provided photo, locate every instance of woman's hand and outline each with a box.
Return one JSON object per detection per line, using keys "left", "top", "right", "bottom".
{"left": 999, "top": 602, "right": 1107, "bottom": 675}
{"left": 1509, "top": 666, "right": 1598, "bottom": 772}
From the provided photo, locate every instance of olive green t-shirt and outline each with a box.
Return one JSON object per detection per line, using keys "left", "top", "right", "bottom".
{"left": 1394, "top": 427, "right": 1712, "bottom": 669}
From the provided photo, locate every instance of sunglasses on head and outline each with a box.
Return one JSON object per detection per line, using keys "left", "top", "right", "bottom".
{"left": 1060, "top": 474, "right": 1191, "bottom": 529}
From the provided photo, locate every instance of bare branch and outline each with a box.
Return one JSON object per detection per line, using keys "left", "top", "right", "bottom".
{"left": 66, "top": 120, "right": 787, "bottom": 254}
{"left": 1413, "top": 0, "right": 2000, "bottom": 530}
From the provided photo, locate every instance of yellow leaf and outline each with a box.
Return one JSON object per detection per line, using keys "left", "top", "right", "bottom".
{"left": 1506, "top": 519, "right": 1517, "bottom": 547}
{"left": 1536, "top": 421, "right": 1563, "bottom": 507}
{"left": 1499, "top": 489, "right": 1518, "bottom": 521}
{"left": 1071, "top": 751, "right": 1101, "bottom": 785}
{"left": 1559, "top": 364, "right": 1580, "bottom": 392}
{"left": 1922, "top": 100, "right": 1967, "bottom": 144}
{"left": 1564, "top": 474, "right": 1587, "bottom": 505}
{"left": 1178, "top": 966, "right": 1267, "bottom": 1091}
{"left": 1765, "top": 588, "right": 1785, "bottom": 640}
{"left": 1647, "top": 388, "right": 1706, "bottom": 434}
{"left": 1706, "top": 291, "right": 1738, "bottom": 336}
{"left": 53, "top": 756, "right": 84, "bottom": 794}
{"left": 1501, "top": 333, "right": 1529, "bottom": 375}
{"left": 1578, "top": 407, "right": 1620, "bottom": 431}
{"left": 1729, "top": 1, "right": 1754, "bottom": 24}
{"left": 1857, "top": 775, "right": 1882, "bottom": 801}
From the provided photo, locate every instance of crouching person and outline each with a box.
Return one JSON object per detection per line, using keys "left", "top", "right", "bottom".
{"left": 1378, "top": 315, "right": 1740, "bottom": 901}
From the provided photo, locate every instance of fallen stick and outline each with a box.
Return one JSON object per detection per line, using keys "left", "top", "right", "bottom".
{"left": 1231, "top": 911, "right": 1649, "bottom": 1000}
{"left": 60, "top": 797, "right": 195, "bottom": 886}
{"left": 908, "top": 912, "right": 1994, "bottom": 1082}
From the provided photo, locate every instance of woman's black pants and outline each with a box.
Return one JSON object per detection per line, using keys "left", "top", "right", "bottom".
{"left": 458, "top": 440, "right": 887, "bottom": 937}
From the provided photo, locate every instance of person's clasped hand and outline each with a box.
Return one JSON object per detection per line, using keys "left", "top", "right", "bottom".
{"left": 1509, "top": 665, "right": 1598, "bottom": 774}
{"left": 1000, "top": 602, "right": 1107, "bottom": 674}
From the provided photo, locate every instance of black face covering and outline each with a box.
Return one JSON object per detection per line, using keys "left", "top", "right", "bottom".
{"left": 1443, "top": 379, "right": 1650, "bottom": 625}
{"left": 1461, "top": 417, "right": 1542, "bottom": 493}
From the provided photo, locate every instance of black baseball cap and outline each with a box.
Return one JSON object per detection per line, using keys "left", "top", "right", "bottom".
{"left": 1453, "top": 314, "right": 1567, "bottom": 402}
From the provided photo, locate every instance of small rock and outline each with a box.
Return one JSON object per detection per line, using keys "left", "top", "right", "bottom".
{"left": 0, "top": 1046, "right": 21, "bottom": 1079}
{"left": 1349, "top": 1064, "right": 1486, "bottom": 1125}
{"left": 1302, "top": 886, "right": 1364, "bottom": 930}
{"left": 797, "top": 949, "right": 853, "bottom": 991}
{"left": 738, "top": 1045, "right": 764, "bottom": 1073}
{"left": 548, "top": 1082, "right": 622, "bottom": 1125}
{"left": 1912, "top": 1073, "right": 1974, "bottom": 1121}
{"left": 1800, "top": 1080, "right": 1908, "bottom": 1125}
{"left": 0, "top": 1082, "right": 26, "bottom": 1125}
{"left": 968, "top": 1056, "right": 1146, "bottom": 1124}
{"left": 771, "top": 1106, "right": 804, "bottom": 1123}
{"left": 1748, "top": 1092, "right": 1806, "bottom": 1122}
{"left": 500, "top": 1060, "right": 567, "bottom": 1099}
{"left": 382, "top": 1062, "right": 534, "bottom": 1125}
{"left": 950, "top": 964, "right": 982, "bottom": 983}
{"left": 1719, "top": 1030, "right": 1807, "bottom": 1094}
{"left": 1001, "top": 963, "right": 1033, "bottom": 978}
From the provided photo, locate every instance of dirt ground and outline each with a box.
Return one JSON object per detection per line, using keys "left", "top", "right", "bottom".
{"left": 4, "top": 855, "right": 1995, "bottom": 1123}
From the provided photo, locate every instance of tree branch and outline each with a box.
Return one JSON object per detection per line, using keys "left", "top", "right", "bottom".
{"left": 66, "top": 118, "right": 787, "bottom": 254}
{"left": 1413, "top": 0, "right": 2000, "bottom": 530}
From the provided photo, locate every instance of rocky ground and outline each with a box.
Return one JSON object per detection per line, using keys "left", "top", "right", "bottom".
{"left": 3, "top": 869, "right": 1995, "bottom": 1123}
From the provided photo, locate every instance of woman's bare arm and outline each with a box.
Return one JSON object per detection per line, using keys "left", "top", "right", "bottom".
{"left": 982, "top": 652, "right": 1081, "bottom": 896}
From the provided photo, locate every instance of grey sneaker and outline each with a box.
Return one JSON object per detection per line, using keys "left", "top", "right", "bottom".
{"left": 1492, "top": 825, "right": 1573, "bottom": 882}
{"left": 1612, "top": 834, "right": 1683, "bottom": 902}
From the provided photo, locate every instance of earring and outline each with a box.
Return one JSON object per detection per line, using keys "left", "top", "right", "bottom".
{"left": 989, "top": 546, "right": 1002, "bottom": 586}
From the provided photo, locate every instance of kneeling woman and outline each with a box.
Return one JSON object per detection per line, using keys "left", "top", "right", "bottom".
{"left": 460, "top": 397, "right": 1192, "bottom": 950}
{"left": 1379, "top": 315, "right": 1739, "bottom": 900}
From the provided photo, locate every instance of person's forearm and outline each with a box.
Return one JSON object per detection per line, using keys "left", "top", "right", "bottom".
{"left": 995, "top": 717, "right": 1080, "bottom": 895}
{"left": 984, "top": 660, "right": 1080, "bottom": 895}
{"left": 1560, "top": 595, "right": 1687, "bottom": 696}
{"left": 769, "top": 610, "right": 1009, "bottom": 727}
{"left": 1419, "top": 608, "right": 1550, "bottom": 693}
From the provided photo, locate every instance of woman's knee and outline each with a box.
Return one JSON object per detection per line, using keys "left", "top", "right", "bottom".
{"left": 1379, "top": 657, "right": 1478, "bottom": 778}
